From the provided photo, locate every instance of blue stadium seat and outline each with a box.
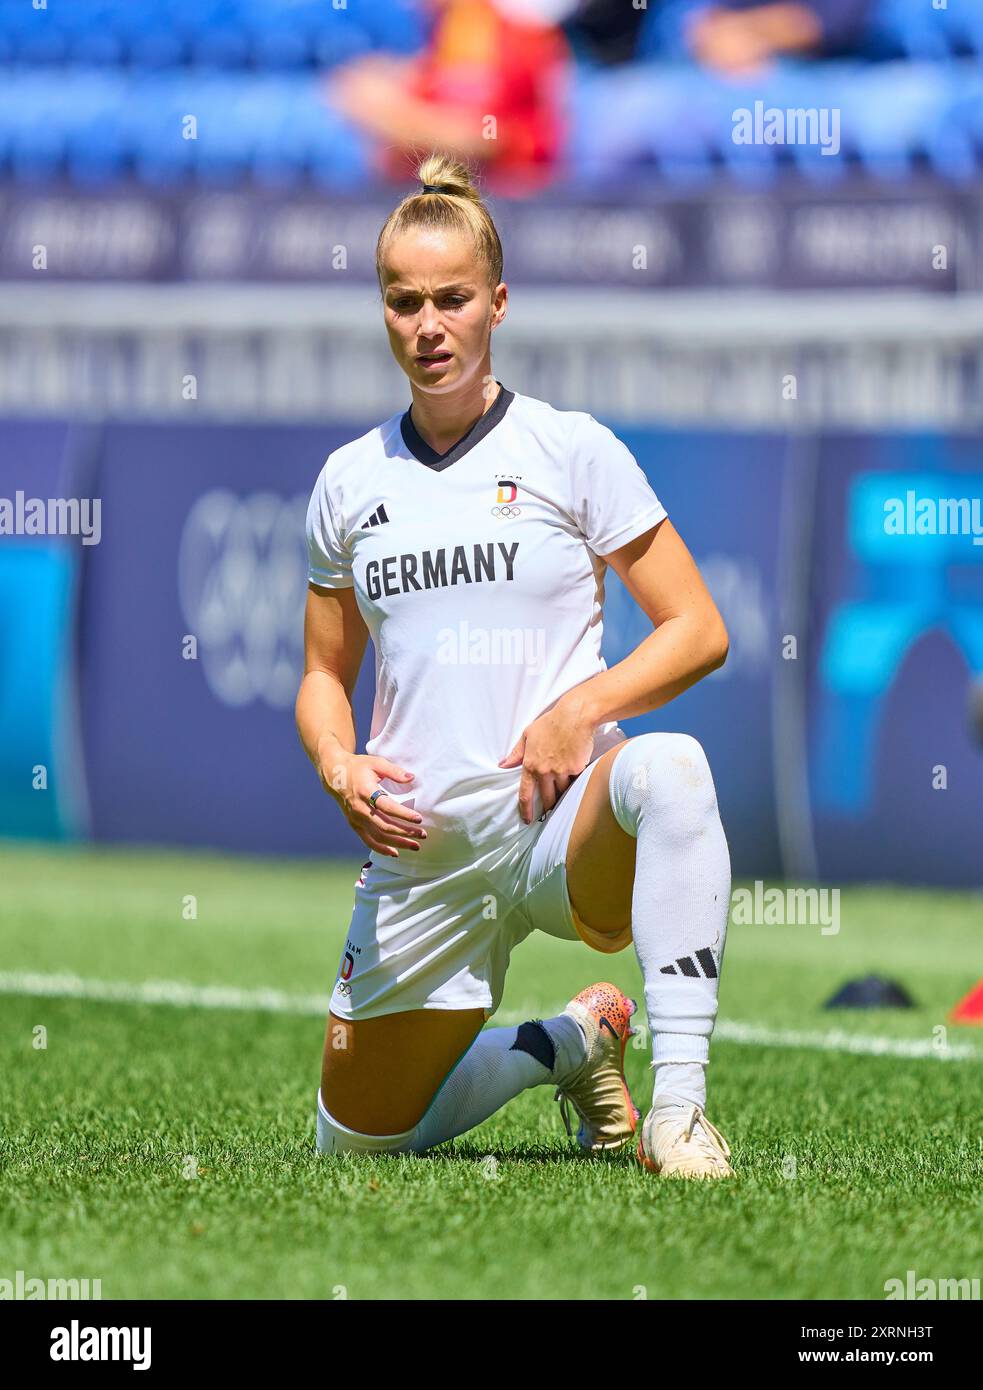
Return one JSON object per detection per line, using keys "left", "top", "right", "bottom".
{"left": 846, "top": 61, "right": 951, "bottom": 180}
{"left": 922, "top": 63, "right": 981, "bottom": 181}
{"left": 771, "top": 65, "right": 850, "bottom": 186}
{"left": 568, "top": 64, "right": 716, "bottom": 186}
{"left": 317, "top": 27, "right": 375, "bottom": 70}
{"left": 704, "top": 72, "right": 784, "bottom": 187}
{"left": 190, "top": 24, "right": 251, "bottom": 71}
{"left": 352, "top": 0, "right": 426, "bottom": 54}
{"left": 60, "top": 72, "right": 129, "bottom": 184}
{"left": 4, "top": 74, "right": 66, "bottom": 180}
{"left": 54, "top": 2, "right": 124, "bottom": 67}
{"left": 71, "top": 31, "right": 126, "bottom": 68}
{"left": 955, "top": 66, "right": 983, "bottom": 165}
{"left": 963, "top": 8, "right": 983, "bottom": 57}
{"left": 252, "top": 82, "right": 328, "bottom": 184}
{"left": 866, "top": 0, "right": 956, "bottom": 62}
{"left": 308, "top": 108, "right": 374, "bottom": 189}
{"left": 130, "top": 30, "right": 186, "bottom": 70}
{"left": 636, "top": 0, "right": 701, "bottom": 64}
{"left": 130, "top": 76, "right": 199, "bottom": 185}
{"left": 184, "top": 76, "right": 257, "bottom": 181}
{"left": 6, "top": 2, "right": 67, "bottom": 65}
{"left": 246, "top": 14, "right": 309, "bottom": 70}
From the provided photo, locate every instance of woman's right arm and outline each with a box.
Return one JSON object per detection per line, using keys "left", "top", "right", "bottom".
{"left": 296, "top": 585, "right": 427, "bottom": 859}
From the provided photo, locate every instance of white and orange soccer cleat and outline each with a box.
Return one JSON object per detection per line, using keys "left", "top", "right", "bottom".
{"left": 554, "top": 982, "right": 640, "bottom": 1153}
{"left": 637, "top": 1099, "right": 735, "bottom": 1179}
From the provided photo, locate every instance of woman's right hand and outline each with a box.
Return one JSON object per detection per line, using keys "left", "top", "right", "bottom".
{"left": 317, "top": 746, "right": 427, "bottom": 859}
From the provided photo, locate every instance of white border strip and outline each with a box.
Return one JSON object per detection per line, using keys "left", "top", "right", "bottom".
{"left": 1, "top": 971, "right": 978, "bottom": 1062}
{"left": 0, "top": 284, "right": 976, "bottom": 342}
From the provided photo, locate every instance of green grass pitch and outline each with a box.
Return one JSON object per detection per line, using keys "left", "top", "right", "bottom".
{"left": 1, "top": 843, "right": 982, "bottom": 1301}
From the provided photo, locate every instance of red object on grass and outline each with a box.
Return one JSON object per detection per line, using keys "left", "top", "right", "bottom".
{"left": 949, "top": 979, "right": 983, "bottom": 1024}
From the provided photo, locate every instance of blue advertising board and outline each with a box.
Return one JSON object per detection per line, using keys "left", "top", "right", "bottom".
{"left": 808, "top": 434, "right": 983, "bottom": 885}
{"left": 78, "top": 421, "right": 374, "bottom": 856}
{"left": 0, "top": 420, "right": 94, "bottom": 841}
{"left": 602, "top": 428, "right": 786, "bottom": 878}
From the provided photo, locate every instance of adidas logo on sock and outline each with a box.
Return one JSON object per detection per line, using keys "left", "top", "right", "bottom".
{"left": 660, "top": 947, "right": 718, "bottom": 979}
{"left": 361, "top": 504, "right": 390, "bottom": 528}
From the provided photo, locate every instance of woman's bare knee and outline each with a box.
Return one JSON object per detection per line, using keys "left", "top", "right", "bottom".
{"left": 321, "top": 1007, "right": 484, "bottom": 1134}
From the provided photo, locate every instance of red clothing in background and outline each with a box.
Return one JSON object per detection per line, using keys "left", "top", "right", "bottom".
{"left": 386, "top": 0, "right": 569, "bottom": 193}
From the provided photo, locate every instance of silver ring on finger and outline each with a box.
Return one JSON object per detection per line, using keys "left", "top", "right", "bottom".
{"left": 368, "top": 789, "right": 385, "bottom": 812}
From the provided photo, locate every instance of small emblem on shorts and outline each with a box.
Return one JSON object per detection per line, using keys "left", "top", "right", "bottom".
{"left": 337, "top": 938, "right": 361, "bottom": 990}
{"left": 356, "top": 859, "right": 372, "bottom": 887}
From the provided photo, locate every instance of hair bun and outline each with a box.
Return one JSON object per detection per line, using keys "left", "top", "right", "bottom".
{"left": 414, "top": 154, "right": 481, "bottom": 204}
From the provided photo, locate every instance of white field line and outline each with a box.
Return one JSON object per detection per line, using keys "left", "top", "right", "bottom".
{"left": 1, "top": 970, "right": 980, "bottom": 1063}
{"left": 0, "top": 970, "right": 328, "bottom": 1016}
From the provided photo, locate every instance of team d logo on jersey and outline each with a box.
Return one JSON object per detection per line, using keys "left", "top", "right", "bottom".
{"left": 336, "top": 938, "right": 361, "bottom": 997}
{"left": 492, "top": 479, "right": 521, "bottom": 518}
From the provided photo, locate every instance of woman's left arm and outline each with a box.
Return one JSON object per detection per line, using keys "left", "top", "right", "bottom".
{"left": 500, "top": 519, "right": 729, "bottom": 822}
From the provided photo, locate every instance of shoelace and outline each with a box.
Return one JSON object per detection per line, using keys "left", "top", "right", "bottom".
{"left": 554, "top": 1088, "right": 587, "bottom": 1140}
{"left": 674, "top": 1105, "right": 731, "bottom": 1164}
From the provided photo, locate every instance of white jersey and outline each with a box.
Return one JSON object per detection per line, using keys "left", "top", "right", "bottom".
{"left": 305, "top": 385, "right": 667, "bottom": 877}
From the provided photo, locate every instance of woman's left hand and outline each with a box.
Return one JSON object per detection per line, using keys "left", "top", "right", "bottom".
{"left": 498, "top": 695, "right": 597, "bottom": 825}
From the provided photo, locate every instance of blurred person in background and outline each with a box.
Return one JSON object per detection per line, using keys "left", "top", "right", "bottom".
{"left": 562, "top": 0, "right": 651, "bottom": 66}
{"left": 328, "top": 0, "right": 570, "bottom": 192}
{"left": 685, "top": 0, "right": 874, "bottom": 75}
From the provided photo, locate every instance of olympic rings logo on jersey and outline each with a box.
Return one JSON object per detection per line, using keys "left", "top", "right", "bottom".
{"left": 178, "top": 489, "right": 308, "bottom": 709}
{"left": 492, "top": 478, "right": 520, "bottom": 518}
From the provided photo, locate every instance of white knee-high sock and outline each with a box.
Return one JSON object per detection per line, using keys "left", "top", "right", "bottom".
{"left": 317, "top": 1013, "right": 588, "bottom": 1155}
{"left": 406, "top": 1013, "right": 586, "bottom": 1153}
{"left": 608, "top": 732, "right": 731, "bottom": 1111}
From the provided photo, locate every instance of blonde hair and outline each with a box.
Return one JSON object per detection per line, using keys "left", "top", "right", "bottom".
{"left": 375, "top": 153, "right": 504, "bottom": 290}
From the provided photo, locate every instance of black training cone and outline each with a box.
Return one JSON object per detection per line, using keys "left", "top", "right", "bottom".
{"left": 824, "top": 976, "right": 915, "bottom": 1010}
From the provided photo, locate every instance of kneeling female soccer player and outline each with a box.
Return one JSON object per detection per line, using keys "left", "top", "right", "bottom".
{"left": 297, "top": 154, "right": 734, "bottom": 1179}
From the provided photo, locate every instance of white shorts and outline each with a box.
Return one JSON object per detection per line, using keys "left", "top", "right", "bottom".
{"left": 328, "top": 750, "right": 633, "bottom": 1021}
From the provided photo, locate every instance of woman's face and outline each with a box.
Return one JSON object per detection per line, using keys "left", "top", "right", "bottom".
{"left": 381, "top": 227, "right": 507, "bottom": 395}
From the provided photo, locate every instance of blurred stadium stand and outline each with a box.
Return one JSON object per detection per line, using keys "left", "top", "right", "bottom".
{"left": 0, "top": 0, "right": 981, "bottom": 189}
